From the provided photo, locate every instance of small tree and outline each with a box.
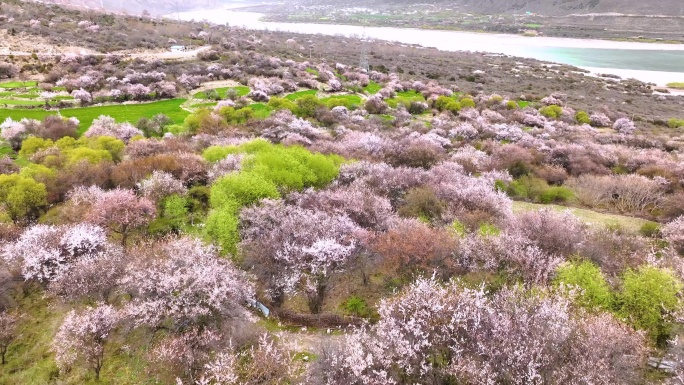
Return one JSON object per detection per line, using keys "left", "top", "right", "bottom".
{"left": 84, "top": 188, "right": 156, "bottom": 246}
{"left": 53, "top": 305, "right": 119, "bottom": 380}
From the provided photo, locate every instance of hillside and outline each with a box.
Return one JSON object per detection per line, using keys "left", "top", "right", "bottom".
{"left": 294, "top": 0, "right": 684, "bottom": 17}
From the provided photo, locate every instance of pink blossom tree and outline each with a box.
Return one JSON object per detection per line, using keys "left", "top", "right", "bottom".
{"left": 1, "top": 223, "right": 124, "bottom": 301}
{"left": 121, "top": 238, "right": 255, "bottom": 330}
{"left": 53, "top": 304, "right": 119, "bottom": 381}
{"left": 663, "top": 216, "right": 684, "bottom": 255}
{"left": 137, "top": 170, "right": 187, "bottom": 202}
{"left": 318, "top": 277, "right": 647, "bottom": 384}
{"left": 81, "top": 188, "right": 156, "bottom": 246}
{"left": 71, "top": 88, "right": 92, "bottom": 105}
{"left": 240, "top": 200, "right": 364, "bottom": 312}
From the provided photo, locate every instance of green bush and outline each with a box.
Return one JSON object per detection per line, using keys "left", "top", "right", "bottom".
{"left": 19, "top": 137, "right": 53, "bottom": 158}
{"left": 539, "top": 105, "right": 562, "bottom": 119}
{"left": 267, "top": 97, "right": 298, "bottom": 113}
{"left": 295, "top": 95, "right": 323, "bottom": 118}
{"left": 506, "top": 176, "right": 549, "bottom": 201}
{"left": 460, "top": 98, "right": 476, "bottom": 109}
{"left": 205, "top": 206, "right": 241, "bottom": 255}
{"left": 576, "top": 111, "right": 591, "bottom": 125}
{"left": 342, "top": 296, "right": 370, "bottom": 317}
{"left": 668, "top": 118, "right": 684, "bottom": 128}
{"left": 65, "top": 147, "right": 112, "bottom": 165}
{"left": 218, "top": 106, "right": 255, "bottom": 125}
{"left": 618, "top": 266, "right": 682, "bottom": 344}
{"left": 0, "top": 174, "right": 47, "bottom": 221}
{"left": 506, "top": 100, "right": 518, "bottom": 110}
{"left": 554, "top": 261, "right": 613, "bottom": 310}
{"left": 202, "top": 145, "right": 239, "bottom": 162}
{"left": 211, "top": 172, "right": 280, "bottom": 208}
{"left": 538, "top": 186, "right": 574, "bottom": 204}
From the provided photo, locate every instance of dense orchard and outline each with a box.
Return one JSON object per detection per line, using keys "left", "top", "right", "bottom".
{"left": 0, "top": 2, "right": 684, "bottom": 382}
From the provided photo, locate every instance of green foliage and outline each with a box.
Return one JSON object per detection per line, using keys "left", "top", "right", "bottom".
{"left": 554, "top": 261, "right": 613, "bottom": 310}
{"left": 202, "top": 145, "right": 239, "bottom": 162}
{"left": 285, "top": 90, "right": 318, "bottom": 101}
{"left": 639, "top": 222, "right": 661, "bottom": 238}
{"left": 0, "top": 174, "right": 47, "bottom": 220}
{"left": 576, "top": 111, "right": 591, "bottom": 125}
{"left": 267, "top": 97, "right": 298, "bottom": 113}
{"left": 667, "top": 118, "right": 684, "bottom": 128}
{"left": 87, "top": 136, "right": 125, "bottom": 162}
{"left": 478, "top": 223, "right": 500, "bottom": 237}
{"left": 459, "top": 98, "right": 476, "bottom": 109}
{"left": 217, "top": 106, "right": 255, "bottom": 125}
{"left": 539, "top": 105, "right": 562, "bottom": 119}
{"left": 65, "top": 147, "right": 112, "bottom": 165}
{"left": 618, "top": 266, "right": 682, "bottom": 343}
{"left": 211, "top": 172, "right": 280, "bottom": 208}
{"left": 295, "top": 94, "right": 323, "bottom": 118}
{"left": 506, "top": 100, "right": 518, "bottom": 110}
{"left": 206, "top": 140, "right": 343, "bottom": 254}
{"left": 321, "top": 95, "right": 362, "bottom": 109}
{"left": 19, "top": 137, "right": 53, "bottom": 158}
{"left": 342, "top": 296, "right": 370, "bottom": 317}
{"left": 507, "top": 176, "right": 549, "bottom": 201}
{"left": 538, "top": 186, "right": 574, "bottom": 204}
{"left": 205, "top": 205, "right": 241, "bottom": 255}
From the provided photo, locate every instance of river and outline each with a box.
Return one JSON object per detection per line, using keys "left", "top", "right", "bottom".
{"left": 170, "top": 7, "right": 684, "bottom": 87}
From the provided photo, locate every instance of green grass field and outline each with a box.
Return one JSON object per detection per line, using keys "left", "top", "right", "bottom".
{"left": 0, "top": 81, "right": 38, "bottom": 88}
{"left": 0, "top": 99, "right": 45, "bottom": 106}
{"left": 364, "top": 81, "right": 382, "bottom": 94}
{"left": 0, "top": 99, "right": 189, "bottom": 135}
{"left": 194, "top": 86, "right": 250, "bottom": 100}
{"left": 667, "top": 82, "right": 684, "bottom": 90}
{"left": 512, "top": 201, "right": 657, "bottom": 233}
{"left": 285, "top": 90, "right": 318, "bottom": 101}
{"left": 320, "top": 94, "right": 363, "bottom": 109}
{"left": 386, "top": 91, "right": 426, "bottom": 108}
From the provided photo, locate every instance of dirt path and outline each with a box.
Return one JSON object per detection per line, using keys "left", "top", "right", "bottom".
{"left": 0, "top": 44, "right": 213, "bottom": 61}
{"left": 275, "top": 329, "right": 345, "bottom": 355}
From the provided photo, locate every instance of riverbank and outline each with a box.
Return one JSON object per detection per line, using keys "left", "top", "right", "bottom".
{"left": 168, "top": 8, "right": 684, "bottom": 87}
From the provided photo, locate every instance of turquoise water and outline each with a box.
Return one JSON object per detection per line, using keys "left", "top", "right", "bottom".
{"left": 528, "top": 47, "right": 684, "bottom": 72}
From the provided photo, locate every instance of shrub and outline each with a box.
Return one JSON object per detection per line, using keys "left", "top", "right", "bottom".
{"left": 460, "top": 97, "right": 476, "bottom": 109}
{"left": 397, "top": 186, "right": 445, "bottom": 223}
{"left": 0, "top": 174, "right": 48, "bottom": 221}
{"left": 205, "top": 206, "right": 241, "bottom": 255}
{"left": 539, "top": 105, "right": 562, "bottom": 119}
{"left": 575, "top": 111, "right": 591, "bottom": 124}
{"left": 342, "top": 296, "right": 370, "bottom": 318}
{"left": 506, "top": 176, "right": 549, "bottom": 201}
{"left": 667, "top": 118, "right": 684, "bottom": 128}
{"left": 211, "top": 172, "right": 280, "bottom": 208}
{"left": 618, "top": 266, "right": 682, "bottom": 344}
{"left": 538, "top": 186, "right": 574, "bottom": 203}
{"left": 296, "top": 95, "right": 323, "bottom": 118}
{"left": 554, "top": 261, "right": 613, "bottom": 310}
